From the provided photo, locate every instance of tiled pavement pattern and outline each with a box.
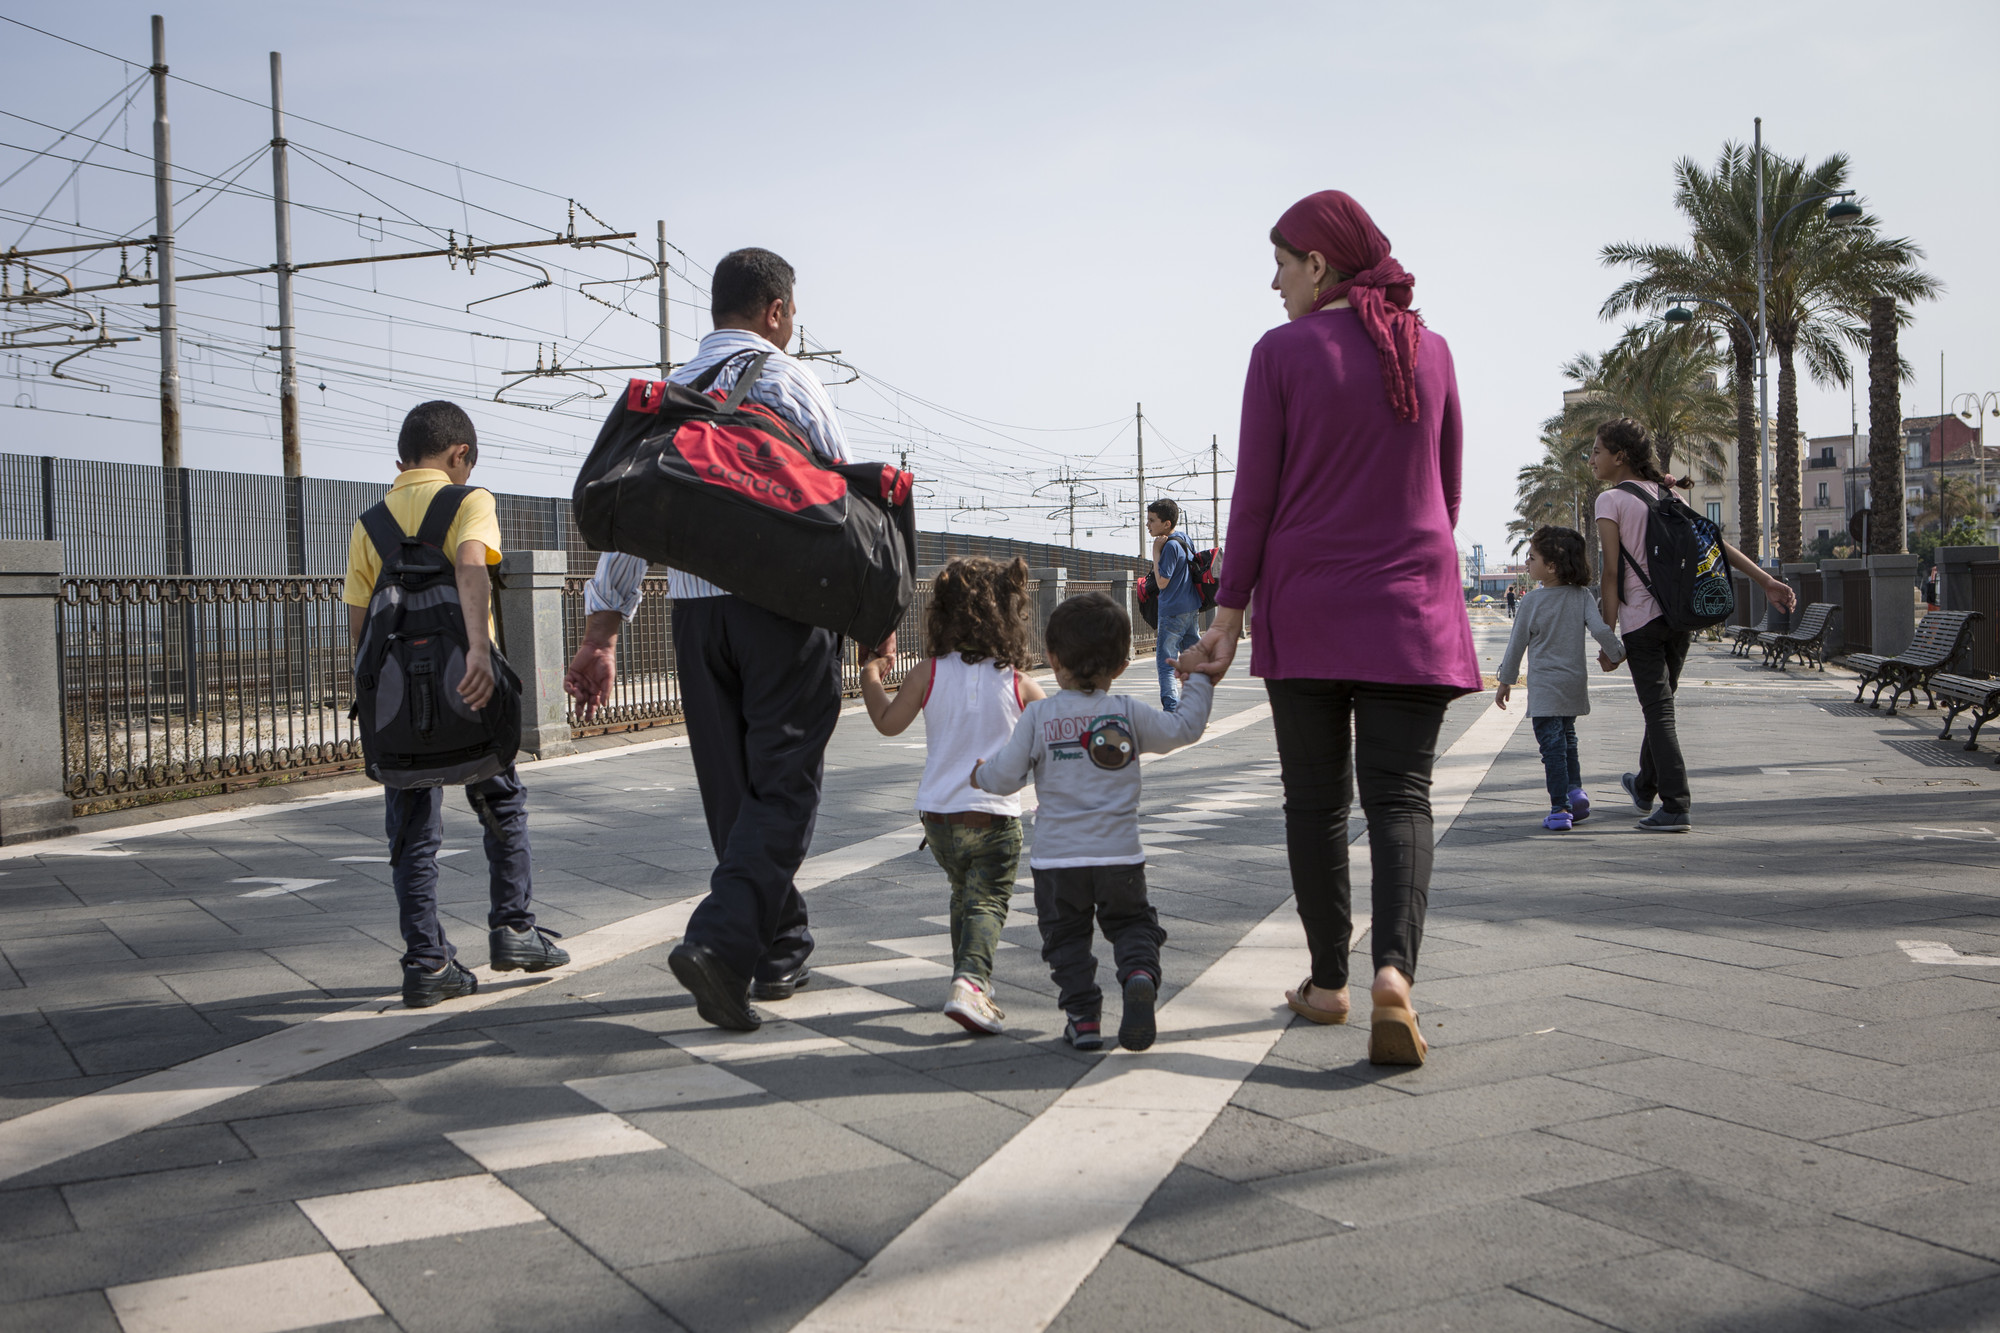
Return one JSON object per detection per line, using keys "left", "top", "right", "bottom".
{"left": 1, "top": 622, "right": 1997, "bottom": 1331}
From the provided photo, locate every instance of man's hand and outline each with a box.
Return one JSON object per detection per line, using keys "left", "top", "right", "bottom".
{"left": 564, "top": 610, "right": 622, "bottom": 719}
{"left": 459, "top": 645, "right": 496, "bottom": 710}
{"left": 861, "top": 653, "right": 889, "bottom": 685}
{"left": 865, "top": 631, "right": 898, "bottom": 664}
{"left": 1762, "top": 575, "right": 1798, "bottom": 613}
{"left": 1494, "top": 682, "right": 1511, "bottom": 710}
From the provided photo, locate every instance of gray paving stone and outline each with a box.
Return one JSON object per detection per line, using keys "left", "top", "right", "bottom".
{"left": 1121, "top": 1165, "right": 1346, "bottom": 1267}
{"left": 1313, "top": 1286, "right": 1608, "bottom": 1333}
{"left": 1872, "top": 1273, "right": 2000, "bottom": 1330}
{"left": 0, "top": 1291, "right": 120, "bottom": 1333}
{"left": 625, "top": 1100, "right": 909, "bottom": 1188}
{"left": 1774, "top": 975, "right": 2000, "bottom": 1025}
{"left": 10, "top": 1121, "right": 251, "bottom": 1189}
{"left": 1517, "top": 1247, "right": 1906, "bottom": 1332}
{"left": 1180, "top": 1105, "right": 1379, "bottom": 1182}
{"left": 504, "top": 1148, "right": 812, "bottom": 1269}
{"left": 1787, "top": 1006, "right": 2000, "bottom": 1066}
{"left": 749, "top": 1160, "right": 952, "bottom": 1259}
{"left": 1567, "top": 1011, "right": 1905, "bottom": 1086}
{"left": 0, "top": 1187, "right": 71, "bottom": 1243}
{"left": 1046, "top": 1243, "right": 1296, "bottom": 1333}
{"left": 1258, "top": 1129, "right": 1650, "bottom": 1226}
{"left": 844, "top": 1098, "right": 1029, "bottom": 1177}
{"left": 1534, "top": 1168, "right": 1999, "bottom": 1308}
{"left": 1227, "top": 1055, "right": 1399, "bottom": 1120}
{"left": 345, "top": 1220, "right": 684, "bottom": 1333}
{"left": 156, "top": 961, "right": 320, "bottom": 1009}
{"left": 1336, "top": 1029, "right": 1651, "bottom": 1096}
{"left": 624, "top": 1234, "right": 857, "bottom": 1333}
{"left": 1295, "top": 1072, "right": 1650, "bottom": 1154}
{"left": 1823, "top": 1108, "right": 2000, "bottom": 1183}
{"left": 1561, "top": 971, "right": 1853, "bottom": 1038}
{"left": 1546, "top": 1107, "right": 1956, "bottom": 1210}
{"left": 1563, "top": 1055, "right": 1917, "bottom": 1139}
{"left": 730, "top": 1048, "right": 980, "bottom": 1125}
{"left": 924, "top": 1047, "right": 1091, "bottom": 1115}
{"left": 1189, "top": 1197, "right": 1656, "bottom": 1325}
{"left": 0, "top": 1022, "right": 80, "bottom": 1086}
{"left": 0, "top": 1201, "right": 326, "bottom": 1303}
{"left": 1804, "top": 1048, "right": 2000, "bottom": 1117}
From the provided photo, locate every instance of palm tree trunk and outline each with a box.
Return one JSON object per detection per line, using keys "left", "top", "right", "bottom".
{"left": 1728, "top": 328, "right": 1759, "bottom": 557}
{"left": 1868, "top": 295, "right": 1903, "bottom": 554}
{"left": 1774, "top": 336, "right": 1802, "bottom": 563}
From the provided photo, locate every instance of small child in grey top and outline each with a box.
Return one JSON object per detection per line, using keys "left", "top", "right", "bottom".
{"left": 1495, "top": 526, "right": 1625, "bottom": 832}
{"left": 972, "top": 591, "right": 1214, "bottom": 1052}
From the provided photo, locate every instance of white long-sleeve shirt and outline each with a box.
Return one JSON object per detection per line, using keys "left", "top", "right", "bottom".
{"left": 582, "top": 328, "right": 850, "bottom": 613}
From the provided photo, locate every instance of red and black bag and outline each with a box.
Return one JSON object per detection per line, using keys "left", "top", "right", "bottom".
{"left": 572, "top": 351, "right": 917, "bottom": 646}
{"left": 1134, "top": 535, "right": 1220, "bottom": 629}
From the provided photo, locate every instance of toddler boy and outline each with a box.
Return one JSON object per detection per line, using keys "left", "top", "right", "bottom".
{"left": 972, "top": 592, "right": 1215, "bottom": 1050}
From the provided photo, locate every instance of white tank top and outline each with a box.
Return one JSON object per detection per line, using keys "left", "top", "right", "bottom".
{"left": 915, "top": 655, "right": 1024, "bottom": 817}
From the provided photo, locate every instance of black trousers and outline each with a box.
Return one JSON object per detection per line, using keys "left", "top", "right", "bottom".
{"left": 1622, "top": 617, "right": 1692, "bottom": 813}
{"left": 1265, "top": 678, "right": 1455, "bottom": 989}
{"left": 385, "top": 765, "right": 533, "bottom": 971}
{"left": 1031, "top": 863, "right": 1166, "bottom": 1017}
{"left": 673, "top": 595, "right": 841, "bottom": 983}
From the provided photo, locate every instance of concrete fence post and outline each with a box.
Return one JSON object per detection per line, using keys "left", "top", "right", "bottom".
{"left": 496, "top": 550, "right": 575, "bottom": 761}
{"left": 1819, "top": 558, "right": 1864, "bottom": 656}
{"left": 1935, "top": 545, "right": 1997, "bottom": 613}
{"left": 0, "top": 541, "right": 76, "bottom": 844}
{"left": 1865, "top": 553, "right": 1921, "bottom": 659}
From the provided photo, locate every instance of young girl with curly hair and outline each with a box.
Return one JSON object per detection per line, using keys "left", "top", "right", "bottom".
{"left": 860, "top": 556, "right": 1045, "bottom": 1033}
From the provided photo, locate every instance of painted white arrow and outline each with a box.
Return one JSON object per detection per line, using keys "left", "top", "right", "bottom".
{"left": 1898, "top": 939, "right": 2000, "bottom": 967}
{"left": 331, "top": 849, "right": 467, "bottom": 864}
{"left": 232, "top": 877, "right": 334, "bottom": 899}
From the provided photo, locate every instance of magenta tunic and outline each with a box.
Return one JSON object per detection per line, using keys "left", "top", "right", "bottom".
{"left": 1217, "top": 308, "right": 1480, "bottom": 690}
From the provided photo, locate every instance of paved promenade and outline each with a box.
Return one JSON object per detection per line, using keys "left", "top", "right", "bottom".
{"left": 2, "top": 615, "right": 1998, "bottom": 1332}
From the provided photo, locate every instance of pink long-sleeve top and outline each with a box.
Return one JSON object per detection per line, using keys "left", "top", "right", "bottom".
{"left": 1217, "top": 308, "right": 1480, "bottom": 690}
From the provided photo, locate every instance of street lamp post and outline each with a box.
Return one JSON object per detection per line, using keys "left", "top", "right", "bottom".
{"left": 1662, "top": 295, "right": 1759, "bottom": 548}
{"left": 1952, "top": 391, "right": 2000, "bottom": 542}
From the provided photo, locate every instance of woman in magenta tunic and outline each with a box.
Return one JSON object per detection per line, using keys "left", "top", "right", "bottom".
{"left": 1185, "top": 190, "right": 1478, "bottom": 1066}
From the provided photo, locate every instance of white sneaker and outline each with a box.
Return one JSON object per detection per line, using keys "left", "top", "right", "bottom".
{"left": 943, "top": 977, "right": 1005, "bottom": 1034}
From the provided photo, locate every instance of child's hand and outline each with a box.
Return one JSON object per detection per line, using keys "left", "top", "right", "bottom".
{"left": 1493, "top": 682, "right": 1510, "bottom": 710}
{"left": 968, "top": 758, "right": 984, "bottom": 790}
{"left": 861, "top": 654, "right": 888, "bottom": 685}
{"left": 1598, "top": 651, "right": 1621, "bottom": 673}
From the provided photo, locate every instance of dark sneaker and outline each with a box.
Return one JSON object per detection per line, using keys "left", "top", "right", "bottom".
{"left": 489, "top": 925, "right": 569, "bottom": 973}
{"left": 668, "top": 942, "right": 761, "bottom": 1031}
{"left": 403, "top": 959, "right": 478, "bottom": 1009}
{"left": 1542, "top": 810, "right": 1573, "bottom": 832}
{"left": 1063, "top": 1014, "right": 1104, "bottom": 1051}
{"left": 1119, "top": 972, "right": 1158, "bottom": 1052}
{"left": 1636, "top": 809, "right": 1692, "bottom": 833}
{"left": 749, "top": 967, "right": 811, "bottom": 1002}
{"left": 1568, "top": 788, "right": 1591, "bottom": 821}
{"left": 1621, "top": 773, "right": 1654, "bottom": 813}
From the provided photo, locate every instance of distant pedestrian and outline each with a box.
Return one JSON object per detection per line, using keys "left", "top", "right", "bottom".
{"left": 972, "top": 592, "right": 1215, "bottom": 1053}
{"left": 1925, "top": 565, "right": 1939, "bottom": 610}
{"left": 1493, "top": 526, "right": 1625, "bottom": 831}
{"left": 1181, "top": 189, "right": 1480, "bottom": 1067}
{"left": 858, "top": 556, "right": 1046, "bottom": 1035}
{"left": 1147, "top": 499, "right": 1203, "bottom": 712}
{"left": 1592, "top": 418, "right": 1793, "bottom": 832}
{"left": 343, "top": 401, "right": 568, "bottom": 1008}
{"left": 1504, "top": 585, "right": 1517, "bottom": 618}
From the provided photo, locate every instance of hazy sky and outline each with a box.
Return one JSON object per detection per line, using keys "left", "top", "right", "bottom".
{"left": 4, "top": 0, "right": 1994, "bottom": 566}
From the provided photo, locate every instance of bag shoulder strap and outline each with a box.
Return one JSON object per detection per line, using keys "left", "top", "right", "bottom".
{"left": 359, "top": 501, "right": 409, "bottom": 570}
{"left": 688, "top": 347, "right": 766, "bottom": 397}
{"left": 720, "top": 351, "right": 771, "bottom": 413}
{"left": 416, "top": 485, "right": 475, "bottom": 551}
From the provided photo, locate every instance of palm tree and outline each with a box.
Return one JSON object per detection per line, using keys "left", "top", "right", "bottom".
{"left": 1915, "top": 475, "right": 1986, "bottom": 535}
{"left": 1509, "top": 427, "right": 1602, "bottom": 580}
{"left": 1547, "top": 323, "right": 1733, "bottom": 482}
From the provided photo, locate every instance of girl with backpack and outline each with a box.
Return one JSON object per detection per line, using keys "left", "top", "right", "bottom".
{"left": 1591, "top": 418, "right": 1794, "bottom": 832}
{"left": 858, "top": 556, "right": 1046, "bottom": 1034}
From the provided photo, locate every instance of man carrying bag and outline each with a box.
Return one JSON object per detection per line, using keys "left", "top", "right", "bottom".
{"left": 565, "top": 248, "right": 887, "bottom": 1030}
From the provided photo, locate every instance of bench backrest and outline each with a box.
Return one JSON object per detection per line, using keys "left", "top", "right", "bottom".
{"left": 1901, "top": 610, "right": 1982, "bottom": 666}
{"left": 1790, "top": 603, "right": 1833, "bottom": 637}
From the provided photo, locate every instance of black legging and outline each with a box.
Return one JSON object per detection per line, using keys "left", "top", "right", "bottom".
{"left": 1266, "top": 678, "right": 1455, "bottom": 988}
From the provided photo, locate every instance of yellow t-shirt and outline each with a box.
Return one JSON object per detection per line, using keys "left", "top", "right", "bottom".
{"left": 341, "top": 470, "right": 503, "bottom": 633}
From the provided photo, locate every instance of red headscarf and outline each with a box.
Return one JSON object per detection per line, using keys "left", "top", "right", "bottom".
{"left": 1274, "top": 190, "right": 1424, "bottom": 423}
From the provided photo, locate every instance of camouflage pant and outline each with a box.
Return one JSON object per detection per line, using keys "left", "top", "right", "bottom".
{"left": 922, "top": 816, "right": 1023, "bottom": 985}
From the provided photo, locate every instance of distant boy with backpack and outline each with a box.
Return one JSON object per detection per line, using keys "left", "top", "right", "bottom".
{"left": 343, "top": 400, "right": 568, "bottom": 1007}
{"left": 1147, "top": 499, "right": 1205, "bottom": 713}
{"left": 971, "top": 591, "right": 1216, "bottom": 1052}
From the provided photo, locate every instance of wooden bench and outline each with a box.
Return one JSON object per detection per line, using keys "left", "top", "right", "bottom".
{"left": 1764, "top": 603, "right": 1834, "bottom": 671}
{"left": 1932, "top": 673, "right": 2000, "bottom": 761}
{"left": 1845, "top": 610, "right": 1983, "bottom": 715}
{"left": 1730, "top": 608, "right": 1785, "bottom": 658}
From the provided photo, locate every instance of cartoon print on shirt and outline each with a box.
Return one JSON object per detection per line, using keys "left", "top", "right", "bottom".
{"left": 1086, "top": 716, "right": 1135, "bottom": 770}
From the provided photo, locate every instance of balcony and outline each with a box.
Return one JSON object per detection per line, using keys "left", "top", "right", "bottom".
{"left": 1808, "top": 456, "right": 1842, "bottom": 469}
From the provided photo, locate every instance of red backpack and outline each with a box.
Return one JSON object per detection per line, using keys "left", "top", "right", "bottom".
{"left": 572, "top": 351, "right": 917, "bottom": 646}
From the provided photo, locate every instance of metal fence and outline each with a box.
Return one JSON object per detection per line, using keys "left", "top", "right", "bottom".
{"left": 59, "top": 576, "right": 361, "bottom": 808}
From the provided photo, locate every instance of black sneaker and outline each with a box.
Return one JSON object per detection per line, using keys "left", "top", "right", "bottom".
{"left": 1621, "top": 773, "right": 1654, "bottom": 813}
{"left": 749, "top": 967, "right": 811, "bottom": 1002}
{"left": 668, "top": 942, "right": 761, "bottom": 1031}
{"left": 1636, "top": 809, "right": 1692, "bottom": 833}
{"left": 1119, "top": 972, "right": 1158, "bottom": 1051}
{"left": 403, "top": 959, "right": 479, "bottom": 1009}
{"left": 490, "top": 925, "right": 569, "bottom": 973}
{"left": 1063, "top": 1014, "right": 1104, "bottom": 1051}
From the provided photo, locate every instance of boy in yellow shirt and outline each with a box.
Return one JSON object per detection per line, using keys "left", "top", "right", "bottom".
{"left": 343, "top": 400, "right": 567, "bottom": 1008}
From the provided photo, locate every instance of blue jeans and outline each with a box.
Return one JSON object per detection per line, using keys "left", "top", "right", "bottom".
{"left": 385, "top": 765, "right": 534, "bottom": 971}
{"left": 1530, "top": 716, "right": 1581, "bottom": 811}
{"left": 1156, "top": 611, "right": 1202, "bottom": 711}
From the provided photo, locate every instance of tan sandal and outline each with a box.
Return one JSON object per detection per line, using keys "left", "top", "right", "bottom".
{"left": 1285, "top": 978, "right": 1350, "bottom": 1025}
{"left": 1368, "top": 1004, "right": 1427, "bottom": 1065}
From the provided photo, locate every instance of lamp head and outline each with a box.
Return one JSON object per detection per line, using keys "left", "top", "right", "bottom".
{"left": 1663, "top": 305, "right": 1695, "bottom": 326}
{"left": 1826, "top": 197, "right": 1863, "bottom": 225}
